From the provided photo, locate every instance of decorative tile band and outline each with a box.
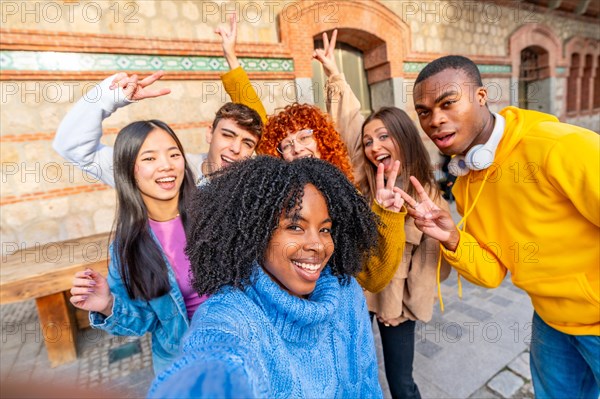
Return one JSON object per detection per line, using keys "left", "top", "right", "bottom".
{"left": 404, "top": 62, "right": 512, "bottom": 74}
{"left": 0, "top": 51, "right": 294, "bottom": 73}
{"left": 476, "top": 64, "right": 512, "bottom": 74}
{"left": 556, "top": 67, "right": 566, "bottom": 74}
{"left": 403, "top": 62, "right": 428, "bottom": 73}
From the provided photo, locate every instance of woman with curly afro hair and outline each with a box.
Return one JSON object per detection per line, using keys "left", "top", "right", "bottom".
{"left": 149, "top": 156, "right": 386, "bottom": 398}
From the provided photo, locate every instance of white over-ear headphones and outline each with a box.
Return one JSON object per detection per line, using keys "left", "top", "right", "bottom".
{"left": 448, "top": 113, "right": 505, "bottom": 177}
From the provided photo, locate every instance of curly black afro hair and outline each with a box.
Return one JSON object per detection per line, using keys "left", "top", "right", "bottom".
{"left": 186, "top": 156, "right": 380, "bottom": 296}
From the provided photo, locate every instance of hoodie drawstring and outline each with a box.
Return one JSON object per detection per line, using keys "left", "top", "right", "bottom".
{"left": 437, "top": 168, "right": 491, "bottom": 312}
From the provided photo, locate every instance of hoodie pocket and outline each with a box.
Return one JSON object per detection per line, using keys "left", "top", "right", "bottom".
{"left": 515, "top": 273, "right": 600, "bottom": 326}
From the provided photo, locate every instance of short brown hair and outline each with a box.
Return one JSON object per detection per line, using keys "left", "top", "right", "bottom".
{"left": 212, "top": 102, "right": 263, "bottom": 139}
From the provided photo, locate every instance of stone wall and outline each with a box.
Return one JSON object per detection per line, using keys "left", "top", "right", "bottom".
{"left": 389, "top": 1, "right": 600, "bottom": 56}
{"left": 0, "top": 0, "right": 284, "bottom": 42}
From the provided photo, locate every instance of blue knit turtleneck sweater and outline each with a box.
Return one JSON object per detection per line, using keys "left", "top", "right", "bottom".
{"left": 148, "top": 265, "right": 383, "bottom": 398}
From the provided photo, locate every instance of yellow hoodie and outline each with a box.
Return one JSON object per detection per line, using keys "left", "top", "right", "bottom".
{"left": 442, "top": 106, "right": 600, "bottom": 336}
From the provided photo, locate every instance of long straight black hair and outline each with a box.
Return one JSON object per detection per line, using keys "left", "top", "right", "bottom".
{"left": 113, "top": 120, "right": 196, "bottom": 301}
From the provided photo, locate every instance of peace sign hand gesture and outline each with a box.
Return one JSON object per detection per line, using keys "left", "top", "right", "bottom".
{"left": 398, "top": 176, "right": 460, "bottom": 251}
{"left": 312, "top": 29, "right": 340, "bottom": 78}
{"left": 215, "top": 14, "right": 240, "bottom": 69}
{"left": 109, "top": 71, "right": 171, "bottom": 102}
{"left": 375, "top": 160, "right": 404, "bottom": 213}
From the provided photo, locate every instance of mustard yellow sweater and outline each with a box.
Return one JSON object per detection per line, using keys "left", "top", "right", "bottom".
{"left": 221, "top": 66, "right": 268, "bottom": 124}
{"left": 442, "top": 107, "right": 599, "bottom": 336}
{"left": 359, "top": 203, "right": 407, "bottom": 293}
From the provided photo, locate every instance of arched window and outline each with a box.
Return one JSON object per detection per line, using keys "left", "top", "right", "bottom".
{"left": 567, "top": 53, "right": 580, "bottom": 113}
{"left": 581, "top": 54, "right": 593, "bottom": 112}
{"left": 594, "top": 55, "right": 600, "bottom": 109}
{"left": 518, "top": 46, "right": 551, "bottom": 112}
{"left": 312, "top": 40, "right": 372, "bottom": 117}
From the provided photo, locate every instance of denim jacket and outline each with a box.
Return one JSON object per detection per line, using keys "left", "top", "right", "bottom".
{"left": 90, "top": 238, "right": 190, "bottom": 374}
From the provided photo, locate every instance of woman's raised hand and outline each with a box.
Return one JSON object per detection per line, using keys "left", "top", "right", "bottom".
{"left": 375, "top": 160, "right": 404, "bottom": 213}
{"left": 109, "top": 71, "right": 171, "bottom": 102}
{"left": 70, "top": 268, "right": 114, "bottom": 316}
{"left": 312, "top": 29, "right": 340, "bottom": 78}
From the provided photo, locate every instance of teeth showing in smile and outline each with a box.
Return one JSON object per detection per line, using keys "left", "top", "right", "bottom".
{"left": 156, "top": 177, "right": 175, "bottom": 183}
{"left": 292, "top": 260, "right": 320, "bottom": 273}
{"left": 376, "top": 155, "right": 389, "bottom": 161}
{"left": 222, "top": 156, "right": 234, "bottom": 163}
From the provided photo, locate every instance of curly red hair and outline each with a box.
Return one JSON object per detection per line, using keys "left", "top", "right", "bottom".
{"left": 257, "top": 103, "right": 354, "bottom": 183}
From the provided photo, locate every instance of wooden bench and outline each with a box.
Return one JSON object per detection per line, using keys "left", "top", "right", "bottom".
{"left": 1, "top": 233, "right": 110, "bottom": 367}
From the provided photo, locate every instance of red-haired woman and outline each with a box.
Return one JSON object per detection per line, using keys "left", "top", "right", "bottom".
{"left": 259, "top": 102, "right": 355, "bottom": 182}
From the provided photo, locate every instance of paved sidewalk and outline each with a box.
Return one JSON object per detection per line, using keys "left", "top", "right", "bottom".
{"left": 1, "top": 299, "right": 154, "bottom": 397}
{"left": 373, "top": 274, "right": 534, "bottom": 398}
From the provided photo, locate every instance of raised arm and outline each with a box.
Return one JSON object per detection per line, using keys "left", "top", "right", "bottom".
{"left": 324, "top": 72, "right": 365, "bottom": 160}
{"left": 53, "top": 72, "right": 171, "bottom": 187}
{"left": 53, "top": 74, "right": 128, "bottom": 186}
{"left": 314, "top": 30, "right": 366, "bottom": 181}
{"left": 216, "top": 15, "right": 268, "bottom": 123}
{"left": 215, "top": 14, "right": 240, "bottom": 70}
{"left": 314, "top": 29, "right": 364, "bottom": 152}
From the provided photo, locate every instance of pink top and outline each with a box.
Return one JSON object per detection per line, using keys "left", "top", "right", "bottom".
{"left": 149, "top": 216, "right": 208, "bottom": 319}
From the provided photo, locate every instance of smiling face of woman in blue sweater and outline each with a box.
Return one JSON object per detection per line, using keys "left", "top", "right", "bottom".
{"left": 263, "top": 184, "right": 334, "bottom": 297}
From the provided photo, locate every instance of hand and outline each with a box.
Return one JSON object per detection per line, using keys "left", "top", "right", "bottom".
{"left": 375, "top": 160, "right": 404, "bottom": 213}
{"left": 376, "top": 315, "right": 397, "bottom": 327}
{"left": 70, "top": 268, "right": 113, "bottom": 316}
{"left": 398, "top": 176, "right": 460, "bottom": 251}
{"left": 109, "top": 71, "right": 171, "bottom": 102}
{"left": 312, "top": 29, "right": 340, "bottom": 77}
{"left": 215, "top": 14, "right": 239, "bottom": 70}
